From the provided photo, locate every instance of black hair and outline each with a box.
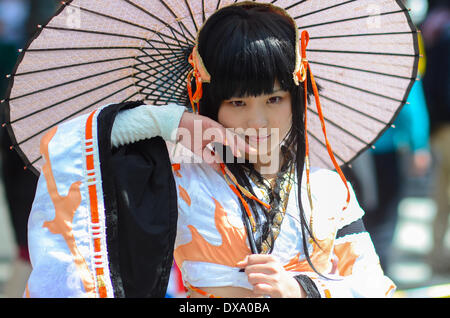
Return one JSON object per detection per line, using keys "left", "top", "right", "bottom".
{"left": 195, "top": 4, "right": 323, "bottom": 275}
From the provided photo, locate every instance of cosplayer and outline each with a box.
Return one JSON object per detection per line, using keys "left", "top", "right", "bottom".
{"left": 22, "top": 2, "right": 396, "bottom": 298}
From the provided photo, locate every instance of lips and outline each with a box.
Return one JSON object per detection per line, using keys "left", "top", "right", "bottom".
{"left": 247, "top": 134, "right": 271, "bottom": 143}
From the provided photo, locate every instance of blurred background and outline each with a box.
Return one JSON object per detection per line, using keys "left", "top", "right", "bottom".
{"left": 0, "top": 0, "right": 449, "bottom": 298}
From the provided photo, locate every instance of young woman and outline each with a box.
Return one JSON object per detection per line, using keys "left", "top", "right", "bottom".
{"left": 24, "top": 2, "right": 396, "bottom": 298}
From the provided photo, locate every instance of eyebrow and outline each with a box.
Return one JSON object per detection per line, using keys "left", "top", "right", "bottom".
{"left": 226, "top": 88, "right": 286, "bottom": 100}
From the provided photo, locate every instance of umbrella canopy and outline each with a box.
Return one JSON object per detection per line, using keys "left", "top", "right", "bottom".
{"left": 2, "top": 0, "right": 419, "bottom": 176}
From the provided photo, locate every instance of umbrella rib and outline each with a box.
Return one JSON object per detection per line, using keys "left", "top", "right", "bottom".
{"left": 139, "top": 68, "right": 189, "bottom": 101}
{"left": 296, "top": 9, "right": 409, "bottom": 29}
{"left": 143, "top": 37, "right": 190, "bottom": 93}
{"left": 9, "top": 70, "right": 148, "bottom": 124}
{"left": 129, "top": 51, "right": 187, "bottom": 80}
{"left": 15, "top": 83, "right": 137, "bottom": 147}
{"left": 137, "top": 75, "right": 187, "bottom": 101}
{"left": 122, "top": 91, "right": 187, "bottom": 105}
{"left": 134, "top": 59, "right": 189, "bottom": 99}
{"left": 119, "top": 70, "right": 187, "bottom": 102}
{"left": 307, "top": 130, "right": 346, "bottom": 166}
{"left": 133, "top": 52, "right": 186, "bottom": 69}
{"left": 134, "top": 50, "right": 185, "bottom": 61}
{"left": 137, "top": 74, "right": 187, "bottom": 99}
{"left": 41, "top": 25, "right": 185, "bottom": 50}
{"left": 294, "top": 0, "right": 357, "bottom": 19}
{"left": 131, "top": 71, "right": 176, "bottom": 97}
{"left": 309, "top": 31, "right": 417, "bottom": 40}
{"left": 153, "top": 30, "right": 191, "bottom": 93}
{"left": 307, "top": 106, "right": 369, "bottom": 147}
{"left": 25, "top": 46, "right": 183, "bottom": 52}
{"left": 165, "top": 23, "right": 193, "bottom": 101}
{"left": 282, "top": 1, "right": 307, "bottom": 11}
{"left": 145, "top": 37, "right": 185, "bottom": 71}
{"left": 201, "top": 0, "right": 206, "bottom": 24}
{"left": 176, "top": 20, "right": 193, "bottom": 52}
{"left": 164, "top": 75, "right": 188, "bottom": 105}
{"left": 169, "top": 64, "right": 190, "bottom": 98}
{"left": 134, "top": 55, "right": 186, "bottom": 75}
{"left": 306, "top": 48, "right": 418, "bottom": 57}
{"left": 121, "top": 91, "right": 143, "bottom": 104}
{"left": 154, "top": 30, "right": 188, "bottom": 64}
{"left": 68, "top": 1, "right": 191, "bottom": 46}
{"left": 135, "top": 86, "right": 186, "bottom": 101}
{"left": 14, "top": 56, "right": 138, "bottom": 76}
{"left": 123, "top": 0, "right": 194, "bottom": 46}
{"left": 136, "top": 79, "right": 186, "bottom": 100}
{"left": 308, "top": 60, "right": 415, "bottom": 80}
{"left": 149, "top": 57, "right": 190, "bottom": 103}
{"left": 137, "top": 54, "right": 187, "bottom": 99}
{"left": 136, "top": 84, "right": 187, "bottom": 103}
{"left": 167, "top": 21, "right": 187, "bottom": 50}
{"left": 121, "top": 90, "right": 181, "bottom": 105}
{"left": 313, "top": 75, "right": 406, "bottom": 103}
{"left": 138, "top": 86, "right": 185, "bottom": 100}
{"left": 184, "top": 0, "right": 199, "bottom": 33}
{"left": 28, "top": 156, "right": 42, "bottom": 168}
{"left": 135, "top": 53, "right": 186, "bottom": 78}
{"left": 8, "top": 61, "right": 149, "bottom": 103}
{"left": 318, "top": 94, "right": 390, "bottom": 126}
{"left": 139, "top": 44, "right": 186, "bottom": 68}
{"left": 157, "top": 0, "right": 196, "bottom": 41}
{"left": 133, "top": 60, "right": 186, "bottom": 84}
{"left": 216, "top": 0, "right": 222, "bottom": 11}
{"left": 138, "top": 59, "right": 189, "bottom": 105}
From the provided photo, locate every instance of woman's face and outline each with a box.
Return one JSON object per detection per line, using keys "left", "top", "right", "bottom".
{"left": 217, "top": 82, "right": 293, "bottom": 172}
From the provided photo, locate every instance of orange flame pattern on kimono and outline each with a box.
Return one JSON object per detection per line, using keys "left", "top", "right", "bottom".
{"left": 39, "top": 126, "right": 96, "bottom": 296}
{"left": 283, "top": 237, "right": 335, "bottom": 274}
{"left": 174, "top": 197, "right": 251, "bottom": 268}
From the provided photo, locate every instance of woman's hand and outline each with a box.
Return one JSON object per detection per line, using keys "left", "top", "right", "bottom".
{"left": 237, "top": 254, "right": 306, "bottom": 298}
{"left": 176, "top": 111, "right": 257, "bottom": 164}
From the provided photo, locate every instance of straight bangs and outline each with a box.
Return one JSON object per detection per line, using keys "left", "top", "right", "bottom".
{"left": 198, "top": 7, "right": 297, "bottom": 104}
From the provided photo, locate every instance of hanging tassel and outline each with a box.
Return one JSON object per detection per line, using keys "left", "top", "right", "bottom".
{"left": 187, "top": 51, "right": 204, "bottom": 114}
{"left": 220, "top": 163, "right": 271, "bottom": 210}
{"left": 296, "top": 30, "right": 351, "bottom": 212}
{"left": 219, "top": 163, "right": 258, "bottom": 232}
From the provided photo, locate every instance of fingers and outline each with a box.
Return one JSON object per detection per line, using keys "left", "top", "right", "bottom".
{"left": 237, "top": 254, "right": 285, "bottom": 298}
{"left": 202, "top": 145, "right": 223, "bottom": 166}
{"left": 177, "top": 112, "right": 257, "bottom": 161}
{"left": 224, "top": 128, "right": 258, "bottom": 158}
{"left": 247, "top": 272, "right": 277, "bottom": 286}
{"left": 237, "top": 254, "right": 279, "bottom": 268}
{"left": 253, "top": 283, "right": 275, "bottom": 297}
{"left": 207, "top": 127, "right": 255, "bottom": 159}
{"left": 238, "top": 255, "right": 281, "bottom": 277}
{"left": 202, "top": 120, "right": 257, "bottom": 159}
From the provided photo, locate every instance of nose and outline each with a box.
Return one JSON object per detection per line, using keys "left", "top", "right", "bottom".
{"left": 246, "top": 106, "right": 269, "bottom": 131}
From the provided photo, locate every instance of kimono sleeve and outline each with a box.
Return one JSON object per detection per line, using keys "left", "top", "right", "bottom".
{"left": 302, "top": 175, "right": 396, "bottom": 298}
{"left": 25, "top": 101, "right": 178, "bottom": 298}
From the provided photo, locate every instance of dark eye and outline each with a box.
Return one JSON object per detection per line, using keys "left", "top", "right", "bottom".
{"left": 268, "top": 96, "right": 282, "bottom": 104}
{"left": 230, "top": 100, "right": 246, "bottom": 107}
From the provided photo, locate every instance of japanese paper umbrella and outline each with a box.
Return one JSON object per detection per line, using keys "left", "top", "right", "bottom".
{"left": 2, "top": 0, "right": 419, "bottom": 176}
